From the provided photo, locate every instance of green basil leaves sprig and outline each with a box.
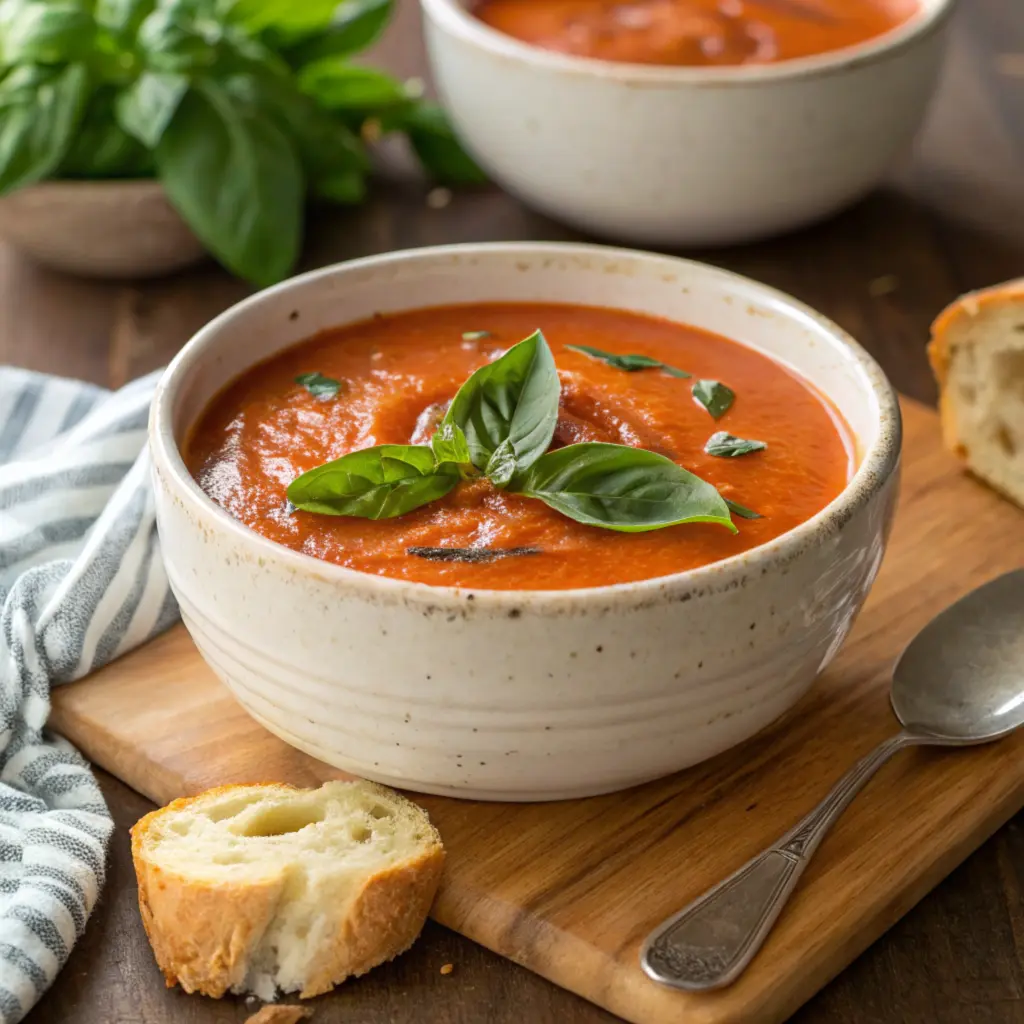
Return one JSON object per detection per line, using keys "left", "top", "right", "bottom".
{"left": 288, "top": 331, "right": 738, "bottom": 534}
{"left": 567, "top": 344, "right": 690, "bottom": 378}
{"left": 0, "top": 0, "right": 484, "bottom": 287}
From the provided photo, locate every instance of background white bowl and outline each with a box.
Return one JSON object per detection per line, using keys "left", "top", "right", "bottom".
{"left": 421, "top": 0, "right": 954, "bottom": 246}
{"left": 151, "top": 243, "right": 900, "bottom": 801}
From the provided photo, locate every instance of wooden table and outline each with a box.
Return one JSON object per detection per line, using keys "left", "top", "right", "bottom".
{"left": 17, "top": 1, "right": 1024, "bottom": 1021}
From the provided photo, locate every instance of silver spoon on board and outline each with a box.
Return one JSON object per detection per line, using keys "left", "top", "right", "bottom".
{"left": 640, "top": 568, "right": 1024, "bottom": 992}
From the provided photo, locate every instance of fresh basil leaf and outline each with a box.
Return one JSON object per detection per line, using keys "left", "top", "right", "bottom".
{"left": 0, "top": 2, "right": 94, "bottom": 66}
{"left": 137, "top": 6, "right": 221, "bottom": 72}
{"left": 116, "top": 71, "right": 188, "bottom": 148}
{"left": 222, "top": 71, "right": 369, "bottom": 203}
{"left": 725, "top": 498, "right": 763, "bottom": 520}
{"left": 485, "top": 438, "right": 517, "bottom": 489}
{"left": 95, "top": 0, "right": 154, "bottom": 36}
{"left": 567, "top": 344, "right": 690, "bottom": 378}
{"left": 382, "top": 101, "right": 486, "bottom": 185}
{"left": 156, "top": 83, "right": 303, "bottom": 286}
{"left": 228, "top": 0, "right": 338, "bottom": 37}
{"left": 692, "top": 379, "right": 735, "bottom": 419}
{"left": 430, "top": 421, "right": 471, "bottom": 466}
{"left": 704, "top": 431, "right": 766, "bottom": 457}
{"left": 515, "top": 442, "right": 736, "bottom": 534}
{"left": 284, "top": 0, "right": 393, "bottom": 66}
{"left": 288, "top": 444, "right": 459, "bottom": 519}
{"left": 60, "top": 87, "right": 154, "bottom": 178}
{"left": 462, "top": 330, "right": 493, "bottom": 341}
{"left": 297, "top": 60, "right": 407, "bottom": 113}
{"left": 441, "top": 329, "right": 559, "bottom": 478}
{"left": 296, "top": 371, "right": 341, "bottom": 398}
{"left": 0, "top": 62, "right": 88, "bottom": 195}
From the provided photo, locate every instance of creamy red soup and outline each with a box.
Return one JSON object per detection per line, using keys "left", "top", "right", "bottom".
{"left": 186, "top": 303, "right": 854, "bottom": 590}
{"left": 473, "top": 0, "right": 918, "bottom": 67}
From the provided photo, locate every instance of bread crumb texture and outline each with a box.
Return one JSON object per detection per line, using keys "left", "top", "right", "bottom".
{"left": 246, "top": 1005, "right": 313, "bottom": 1024}
{"left": 929, "top": 279, "right": 1024, "bottom": 508}
{"left": 131, "top": 781, "right": 445, "bottom": 1001}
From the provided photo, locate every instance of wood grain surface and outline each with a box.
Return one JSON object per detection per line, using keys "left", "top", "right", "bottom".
{"left": 45, "top": 399, "right": 1024, "bottom": 1024}
{"left": 13, "top": 0, "right": 1024, "bottom": 1020}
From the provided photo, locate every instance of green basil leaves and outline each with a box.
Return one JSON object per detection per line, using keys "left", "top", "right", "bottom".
{"left": 291, "top": 330, "right": 748, "bottom": 535}
{"left": 725, "top": 499, "right": 762, "bottom": 520}
{"left": 0, "top": 0, "right": 483, "bottom": 287}
{"left": 440, "top": 329, "right": 559, "bottom": 480}
{"left": 516, "top": 443, "right": 735, "bottom": 533}
{"left": 295, "top": 371, "right": 342, "bottom": 398}
{"left": 704, "top": 432, "right": 766, "bottom": 457}
{"left": 692, "top": 379, "right": 735, "bottom": 419}
{"left": 287, "top": 445, "right": 459, "bottom": 519}
{"left": 567, "top": 344, "right": 690, "bottom": 378}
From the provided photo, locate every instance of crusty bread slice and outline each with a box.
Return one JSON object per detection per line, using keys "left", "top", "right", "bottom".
{"left": 928, "top": 279, "right": 1024, "bottom": 507}
{"left": 131, "top": 780, "right": 444, "bottom": 1002}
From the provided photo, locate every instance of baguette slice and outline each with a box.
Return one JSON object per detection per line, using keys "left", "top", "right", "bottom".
{"left": 131, "top": 780, "right": 444, "bottom": 1002}
{"left": 928, "top": 279, "right": 1024, "bottom": 507}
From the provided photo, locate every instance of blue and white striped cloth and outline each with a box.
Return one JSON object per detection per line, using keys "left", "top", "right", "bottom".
{"left": 0, "top": 367, "right": 174, "bottom": 1023}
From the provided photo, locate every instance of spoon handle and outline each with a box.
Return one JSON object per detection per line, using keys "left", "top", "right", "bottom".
{"left": 640, "top": 730, "right": 922, "bottom": 991}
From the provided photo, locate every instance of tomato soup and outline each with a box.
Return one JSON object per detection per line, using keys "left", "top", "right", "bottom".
{"left": 187, "top": 303, "right": 854, "bottom": 590}
{"left": 473, "top": 0, "right": 918, "bottom": 67}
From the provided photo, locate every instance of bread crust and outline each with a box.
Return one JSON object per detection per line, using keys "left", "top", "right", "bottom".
{"left": 131, "top": 782, "right": 444, "bottom": 1001}
{"left": 928, "top": 278, "right": 1024, "bottom": 459}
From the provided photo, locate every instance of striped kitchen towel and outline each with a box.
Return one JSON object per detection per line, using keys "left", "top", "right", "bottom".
{"left": 0, "top": 366, "right": 175, "bottom": 1023}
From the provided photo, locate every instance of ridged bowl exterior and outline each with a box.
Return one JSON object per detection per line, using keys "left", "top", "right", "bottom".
{"left": 150, "top": 243, "right": 901, "bottom": 801}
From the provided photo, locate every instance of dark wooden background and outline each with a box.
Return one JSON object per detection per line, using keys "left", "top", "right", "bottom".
{"left": 18, "top": 0, "right": 1024, "bottom": 1020}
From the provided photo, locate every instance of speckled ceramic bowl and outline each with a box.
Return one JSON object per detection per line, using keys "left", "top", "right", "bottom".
{"left": 150, "top": 242, "right": 901, "bottom": 801}
{"left": 420, "top": 0, "right": 954, "bottom": 246}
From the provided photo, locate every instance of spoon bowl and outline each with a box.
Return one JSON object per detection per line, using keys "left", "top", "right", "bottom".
{"left": 892, "top": 569, "right": 1024, "bottom": 744}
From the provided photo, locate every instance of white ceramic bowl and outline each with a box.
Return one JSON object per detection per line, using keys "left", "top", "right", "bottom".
{"left": 420, "top": 0, "right": 954, "bottom": 246}
{"left": 151, "top": 242, "right": 901, "bottom": 801}
{"left": 0, "top": 180, "right": 206, "bottom": 279}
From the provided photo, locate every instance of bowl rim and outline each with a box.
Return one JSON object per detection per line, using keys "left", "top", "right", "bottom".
{"left": 151, "top": 241, "right": 901, "bottom": 611}
{"left": 418, "top": 0, "right": 955, "bottom": 85}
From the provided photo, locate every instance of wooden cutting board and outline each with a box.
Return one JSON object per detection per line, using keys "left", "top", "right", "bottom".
{"left": 50, "top": 398, "right": 1024, "bottom": 1024}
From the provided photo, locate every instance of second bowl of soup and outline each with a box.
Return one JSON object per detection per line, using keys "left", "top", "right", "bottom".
{"left": 151, "top": 243, "right": 900, "bottom": 800}
{"left": 420, "top": 0, "right": 953, "bottom": 246}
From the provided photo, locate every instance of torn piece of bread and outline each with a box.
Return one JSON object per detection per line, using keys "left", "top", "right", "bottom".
{"left": 928, "top": 279, "right": 1024, "bottom": 507}
{"left": 131, "top": 780, "right": 444, "bottom": 1002}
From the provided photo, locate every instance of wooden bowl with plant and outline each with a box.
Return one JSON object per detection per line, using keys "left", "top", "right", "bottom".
{"left": 0, "top": 0, "right": 483, "bottom": 283}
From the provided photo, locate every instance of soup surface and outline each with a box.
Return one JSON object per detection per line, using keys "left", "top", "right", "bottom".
{"left": 187, "top": 303, "right": 854, "bottom": 590}
{"left": 473, "top": 0, "right": 918, "bottom": 67}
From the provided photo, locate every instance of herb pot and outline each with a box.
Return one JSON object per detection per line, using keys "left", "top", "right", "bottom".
{"left": 150, "top": 242, "right": 901, "bottom": 801}
{"left": 0, "top": 180, "right": 206, "bottom": 279}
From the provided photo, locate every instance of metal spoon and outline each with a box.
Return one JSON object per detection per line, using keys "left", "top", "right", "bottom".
{"left": 641, "top": 569, "right": 1024, "bottom": 992}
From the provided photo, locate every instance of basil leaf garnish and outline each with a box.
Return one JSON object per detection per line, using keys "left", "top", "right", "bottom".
{"left": 296, "top": 371, "right": 342, "bottom": 398}
{"left": 461, "top": 330, "right": 493, "bottom": 341}
{"left": 287, "top": 444, "right": 458, "bottom": 518}
{"left": 692, "top": 380, "right": 735, "bottom": 419}
{"left": 430, "top": 421, "right": 471, "bottom": 465}
{"left": 514, "top": 443, "right": 736, "bottom": 534}
{"left": 567, "top": 344, "right": 690, "bottom": 378}
{"left": 704, "top": 432, "right": 766, "bottom": 457}
{"left": 725, "top": 498, "right": 763, "bottom": 520}
{"left": 440, "top": 329, "right": 559, "bottom": 477}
